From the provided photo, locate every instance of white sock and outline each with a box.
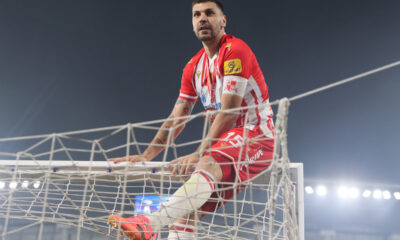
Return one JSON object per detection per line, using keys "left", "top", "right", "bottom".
{"left": 168, "top": 223, "right": 196, "bottom": 240}
{"left": 147, "top": 170, "right": 215, "bottom": 232}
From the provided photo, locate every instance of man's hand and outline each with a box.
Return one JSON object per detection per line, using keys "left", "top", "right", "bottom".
{"left": 108, "top": 155, "right": 149, "bottom": 164}
{"left": 167, "top": 153, "right": 200, "bottom": 176}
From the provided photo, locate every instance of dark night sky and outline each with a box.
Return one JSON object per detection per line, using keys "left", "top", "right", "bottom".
{"left": 1, "top": 0, "right": 399, "bottom": 188}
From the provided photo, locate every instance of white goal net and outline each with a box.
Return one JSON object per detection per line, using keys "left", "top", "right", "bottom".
{"left": 0, "top": 98, "right": 304, "bottom": 240}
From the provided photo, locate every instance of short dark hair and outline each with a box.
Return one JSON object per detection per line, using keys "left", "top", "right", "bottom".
{"left": 192, "top": 0, "right": 224, "bottom": 14}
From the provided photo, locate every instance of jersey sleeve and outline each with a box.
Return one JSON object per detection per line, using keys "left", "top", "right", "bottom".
{"left": 179, "top": 61, "right": 198, "bottom": 102}
{"left": 221, "top": 42, "right": 251, "bottom": 97}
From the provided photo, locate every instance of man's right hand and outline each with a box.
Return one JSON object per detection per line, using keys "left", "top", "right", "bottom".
{"left": 108, "top": 155, "right": 149, "bottom": 164}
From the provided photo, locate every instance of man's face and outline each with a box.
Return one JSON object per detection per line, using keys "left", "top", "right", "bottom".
{"left": 192, "top": 2, "right": 226, "bottom": 42}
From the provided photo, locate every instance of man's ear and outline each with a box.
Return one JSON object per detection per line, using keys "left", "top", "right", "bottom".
{"left": 222, "top": 15, "right": 227, "bottom": 29}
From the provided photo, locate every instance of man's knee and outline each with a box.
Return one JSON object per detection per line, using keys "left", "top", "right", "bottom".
{"left": 172, "top": 213, "right": 196, "bottom": 226}
{"left": 195, "top": 155, "right": 223, "bottom": 182}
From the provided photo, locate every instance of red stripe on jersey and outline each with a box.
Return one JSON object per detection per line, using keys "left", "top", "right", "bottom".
{"left": 250, "top": 90, "right": 261, "bottom": 126}
{"left": 201, "top": 55, "right": 207, "bottom": 87}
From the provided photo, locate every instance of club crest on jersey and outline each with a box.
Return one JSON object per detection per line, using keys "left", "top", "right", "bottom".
{"left": 224, "top": 79, "right": 238, "bottom": 92}
{"left": 196, "top": 70, "right": 201, "bottom": 78}
{"left": 224, "top": 59, "right": 242, "bottom": 75}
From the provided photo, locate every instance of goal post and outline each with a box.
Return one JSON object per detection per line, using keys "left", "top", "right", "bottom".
{"left": 0, "top": 98, "right": 304, "bottom": 239}
{"left": 0, "top": 160, "right": 304, "bottom": 240}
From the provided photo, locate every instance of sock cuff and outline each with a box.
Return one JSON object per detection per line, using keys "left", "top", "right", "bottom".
{"left": 193, "top": 170, "right": 215, "bottom": 191}
{"left": 169, "top": 223, "right": 195, "bottom": 233}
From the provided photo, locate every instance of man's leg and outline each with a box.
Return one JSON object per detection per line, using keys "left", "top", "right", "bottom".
{"left": 148, "top": 155, "right": 222, "bottom": 231}
{"left": 109, "top": 156, "right": 222, "bottom": 239}
{"left": 167, "top": 156, "right": 223, "bottom": 239}
{"left": 167, "top": 213, "right": 196, "bottom": 240}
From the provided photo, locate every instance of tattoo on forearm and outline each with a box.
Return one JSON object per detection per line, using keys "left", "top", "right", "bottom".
{"left": 155, "top": 137, "right": 165, "bottom": 145}
{"left": 175, "top": 98, "right": 194, "bottom": 115}
{"left": 183, "top": 106, "right": 191, "bottom": 115}
{"left": 155, "top": 130, "right": 169, "bottom": 145}
{"left": 175, "top": 98, "right": 185, "bottom": 105}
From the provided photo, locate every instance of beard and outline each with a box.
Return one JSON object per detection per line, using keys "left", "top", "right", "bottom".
{"left": 194, "top": 25, "right": 220, "bottom": 42}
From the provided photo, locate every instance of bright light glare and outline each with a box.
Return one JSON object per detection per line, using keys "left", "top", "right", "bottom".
{"left": 349, "top": 187, "right": 360, "bottom": 199}
{"left": 383, "top": 191, "right": 391, "bottom": 200}
{"left": 305, "top": 186, "right": 314, "bottom": 194}
{"left": 338, "top": 186, "right": 348, "bottom": 198}
{"left": 363, "top": 190, "right": 372, "bottom": 198}
{"left": 373, "top": 190, "right": 382, "bottom": 199}
{"left": 394, "top": 192, "right": 400, "bottom": 200}
{"left": 316, "top": 185, "right": 327, "bottom": 196}
{"left": 22, "top": 181, "right": 29, "bottom": 188}
{"left": 33, "top": 181, "right": 41, "bottom": 189}
{"left": 0, "top": 181, "right": 5, "bottom": 189}
{"left": 9, "top": 181, "right": 18, "bottom": 189}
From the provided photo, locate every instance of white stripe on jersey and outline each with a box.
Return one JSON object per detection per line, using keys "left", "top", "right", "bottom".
{"left": 179, "top": 93, "right": 198, "bottom": 99}
{"left": 194, "top": 53, "right": 206, "bottom": 101}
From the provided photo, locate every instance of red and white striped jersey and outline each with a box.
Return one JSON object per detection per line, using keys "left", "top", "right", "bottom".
{"left": 179, "top": 34, "right": 274, "bottom": 139}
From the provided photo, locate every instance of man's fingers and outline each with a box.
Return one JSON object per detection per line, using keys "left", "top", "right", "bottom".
{"left": 171, "top": 166, "right": 178, "bottom": 175}
{"left": 184, "top": 163, "right": 193, "bottom": 175}
{"left": 179, "top": 160, "right": 187, "bottom": 175}
{"left": 169, "top": 157, "right": 184, "bottom": 175}
{"left": 108, "top": 157, "right": 125, "bottom": 164}
{"left": 108, "top": 156, "right": 134, "bottom": 164}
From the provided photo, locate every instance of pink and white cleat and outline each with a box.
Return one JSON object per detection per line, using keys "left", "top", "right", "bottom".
{"left": 108, "top": 215, "right": 157, "bottom": 240}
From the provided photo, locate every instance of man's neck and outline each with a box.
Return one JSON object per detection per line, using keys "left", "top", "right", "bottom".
{"left": 202, "top": 32, "right": 225, "bottom": 58}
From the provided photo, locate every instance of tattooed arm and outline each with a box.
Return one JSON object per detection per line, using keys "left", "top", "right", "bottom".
{"left": 109, "top": 98, "right": 195, "bottom": 163}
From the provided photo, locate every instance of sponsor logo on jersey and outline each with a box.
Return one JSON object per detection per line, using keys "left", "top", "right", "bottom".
{"left": 246, "top": 149, "right": 263, "bottom": 164}
{"left": 204, "top": 102, "right": 221, "bottom": 110}
{"left": 239, "top": 149, "right": 264, "bottom": 171}
{"left": 224, "top": 59, "right": 242, "bottom": 75}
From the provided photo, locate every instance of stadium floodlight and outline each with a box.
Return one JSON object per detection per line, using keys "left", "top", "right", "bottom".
{"left": 9, "top": 181, "right": 18, "bottom": 189}
{"left": 316, "top": 185, "right": 327, "bottom": 196}
{"left": 0, "top": 181, "right": 5, "bottom": 189}
{"left": 349, "top": 187, "right": 360, "bottom": 199}
{"left": 394, "top": 192, "right": 400, "bottom": 200}
{"left": 362, "top": 190, "right": 372, "bottom": 198}
{"left": 373, "top": 189, "right": 382, "bottom": 199}
{"left": 383, "top": 190, "right": 391, "bottom": 200}
{"left": 21, "top": 181, "right": 29, "bottom": 188}
{"left": 33, "top": 181, "right": 41, "bottom": 189}
{"left": 305, "top": 186, "right": 314, "bottom": 194}
{"left": 338, "top": 186, "right": 348, "bottom": 198}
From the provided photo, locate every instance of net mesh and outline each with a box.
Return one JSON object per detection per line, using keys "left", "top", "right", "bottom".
{"left": 0, "top": 98, "right": 301, "bottom": 240}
